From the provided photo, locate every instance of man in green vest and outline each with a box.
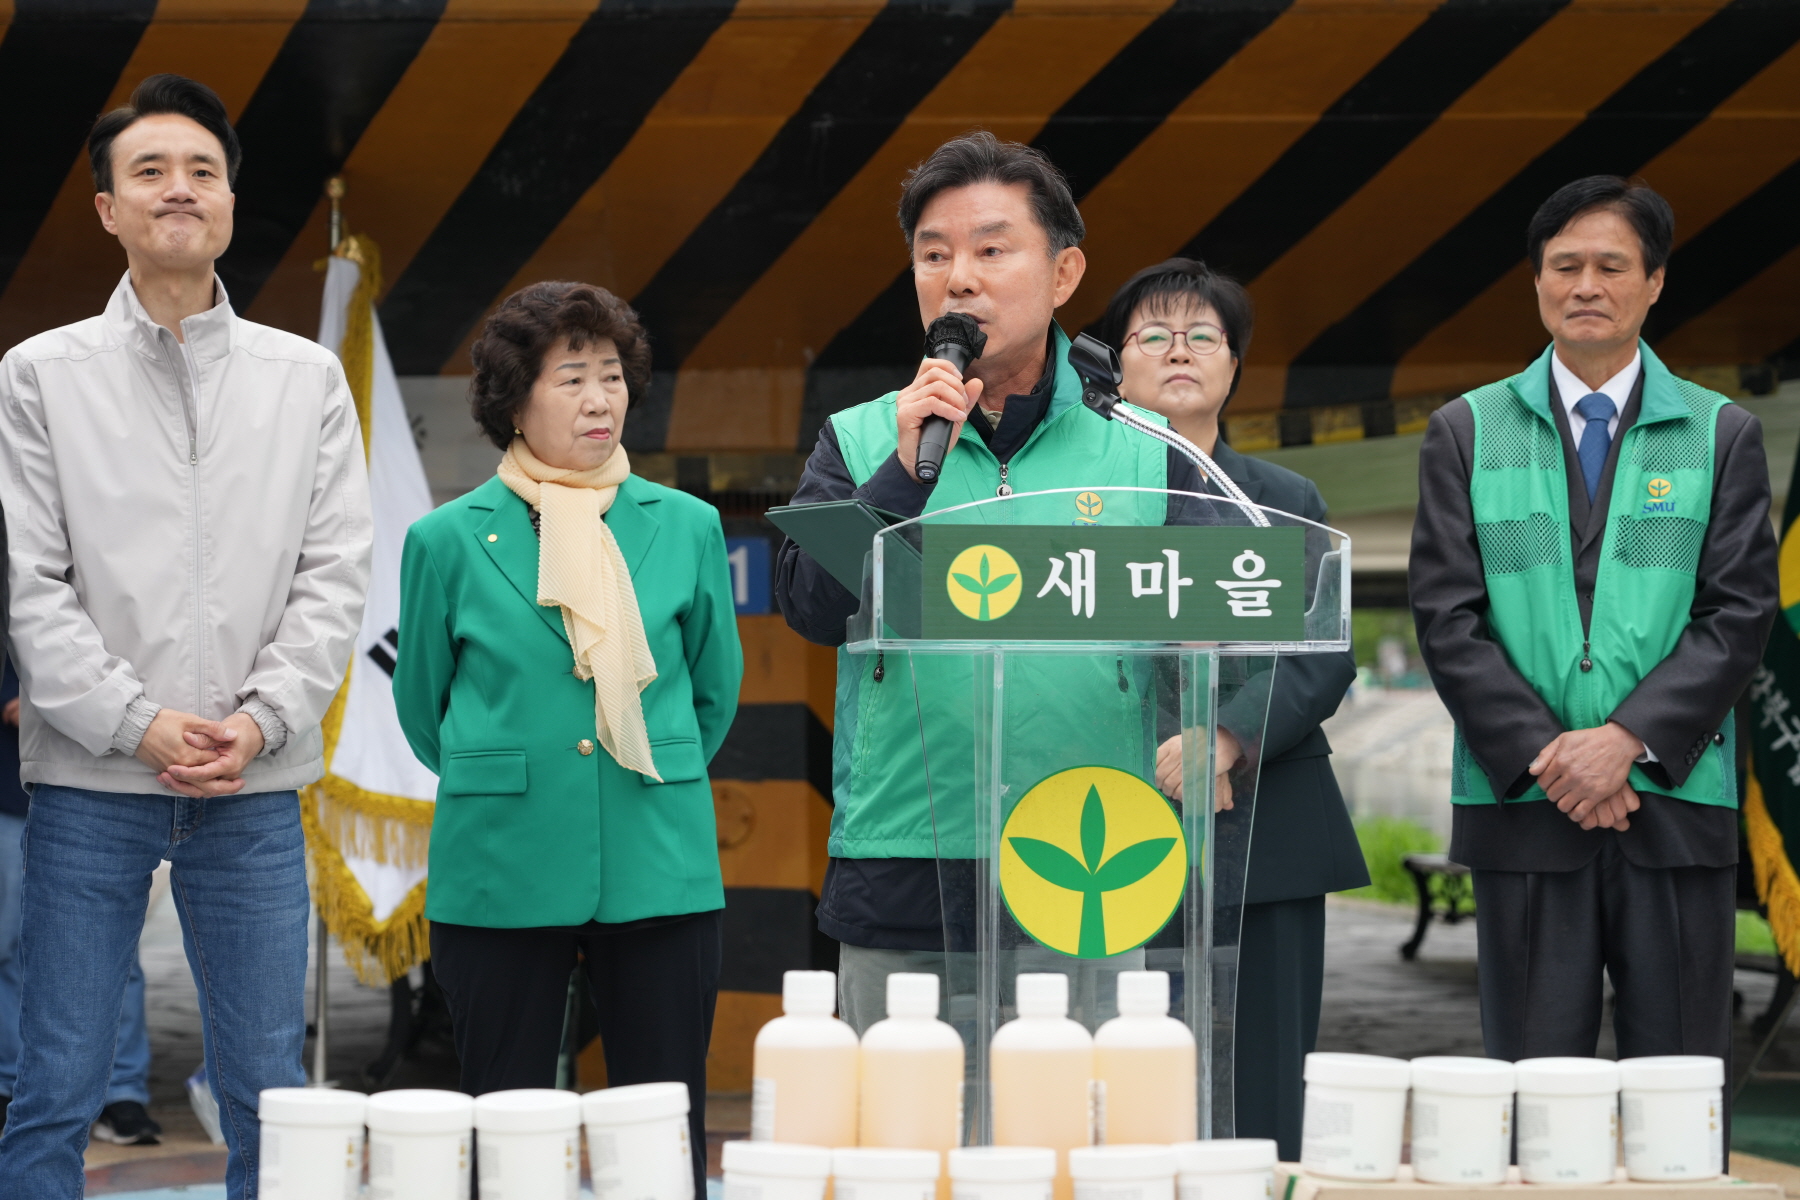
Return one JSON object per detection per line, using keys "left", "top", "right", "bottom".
{"left": 1411, "top": 176, "right": 1777, "bottom": 1067}
{"left": 774, "top": 132, "right": 1214, "bottom": 1029}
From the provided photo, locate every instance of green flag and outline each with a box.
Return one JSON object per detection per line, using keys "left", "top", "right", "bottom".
{"left": 1746, "top": 423, "right": 1800, "bottom": 975}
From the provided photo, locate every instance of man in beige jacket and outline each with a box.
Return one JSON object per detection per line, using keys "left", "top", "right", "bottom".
{"left": 0, "top": 75, "right": 371, "bottom": 1197}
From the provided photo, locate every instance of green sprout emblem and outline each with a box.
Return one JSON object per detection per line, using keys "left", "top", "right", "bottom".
{"left": 1008, "top": 785, "right": 1178, "bottom": 957}
{"left": 951, "top": 553, "right": 1018, "bottom": 621}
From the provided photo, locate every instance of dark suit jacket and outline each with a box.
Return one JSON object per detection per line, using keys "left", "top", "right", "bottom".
{"left": 1209, "top": 440, "right": 1369, "bottom": 904}
{"left": 1411, "top": 367, "right": 1778, "bottom": 872}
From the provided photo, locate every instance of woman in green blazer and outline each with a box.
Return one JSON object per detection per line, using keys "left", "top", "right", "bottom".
{"left": 395, "top": 282, "right": 741, "bottom": 1188}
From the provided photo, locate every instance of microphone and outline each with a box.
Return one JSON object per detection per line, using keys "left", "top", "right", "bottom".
{"left": 914, "top": 313, "right": 988, "bottom": 484}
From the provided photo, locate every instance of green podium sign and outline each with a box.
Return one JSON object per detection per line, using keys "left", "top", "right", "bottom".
{"left": 924, "top": 525, "right": 1305, "bottom": 641}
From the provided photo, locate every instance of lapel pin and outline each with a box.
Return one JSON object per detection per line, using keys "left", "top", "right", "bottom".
{"left": 487, "top": 534, "right": 498, "bottom": 542}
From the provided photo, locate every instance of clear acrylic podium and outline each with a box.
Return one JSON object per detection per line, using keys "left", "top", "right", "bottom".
{"left": 840, "top": 486, "right": 1350, "bottom": 1142}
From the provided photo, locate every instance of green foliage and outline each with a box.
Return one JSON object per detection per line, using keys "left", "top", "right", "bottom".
{"left": 1738, "top": 909, "right": 1778, "bottom": 957}
{"left": 1341, "top": 816, "right": 1475, "bottom": 916}
{"left": 1352, "top": 609, "right": 1420, "bottom": 672}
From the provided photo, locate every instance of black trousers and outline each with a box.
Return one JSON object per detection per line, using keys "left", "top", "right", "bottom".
{"left": 431, "top": 909, "right": 722, "bottom": 1194}
{"left": 1473, "top": 840, "right": 1734, "bottom": 1063}
{"left": 1232, "top": 894, "right": 1326, "bottom": 1161}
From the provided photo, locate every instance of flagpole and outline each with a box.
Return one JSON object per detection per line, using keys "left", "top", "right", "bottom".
{"left": 312, "top": 174, "right": 347, "bottom": 1089}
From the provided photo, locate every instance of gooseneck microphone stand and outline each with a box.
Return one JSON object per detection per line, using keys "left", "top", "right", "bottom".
{"left": 1067, "top": 332, "right": 1270, "bottom": 528}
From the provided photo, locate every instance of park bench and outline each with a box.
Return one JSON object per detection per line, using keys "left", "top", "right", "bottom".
{"left": 1400, "top": 852, "right": 1474, "bottom": 960}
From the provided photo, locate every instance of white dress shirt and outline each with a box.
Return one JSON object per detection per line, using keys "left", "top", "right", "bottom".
{"left": 1552, "top": 349, "right": 1640, "bottom": 443}
{"left": 1548, "top": 347, "right": 1656, "bottom": 765}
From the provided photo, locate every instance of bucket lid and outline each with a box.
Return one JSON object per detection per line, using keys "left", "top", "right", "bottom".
{"left": 366, "top": 1089, "right": 474, "bottom": 1134}
{"left": 1515, "top": 1057, "right": 1620, "bottom": 1095}
{"left": 834, "top": 1148, "right": 941, "bottom": 1181}
{"left": 258, "top": 1087, "right": 367, "bottom": 1128}
{"left": 949, "top": 1147, "right": 1057, "bottom": 1183}
{"left": 583, "top": 1081, "right": 691, "bottom": 1125}
{"left": 1303, "top": 1052, "right": 1409, "bottom": 1090}
{"left": 723, "top": 1141, "right": 832, "bottom": 1179}
{"left": 1618, "top": 1056, "right": 1723, "bottom": 1091}
{"left": 1174, "top": 1139, "right": 1278, "bottom": 1175}
{"left": 1410, "top": 1056, "right": 1516, "bottom": 1096}
{"left": 1069, "top": 1145, "right": 1179, "bottom": 1181}
{"left": 474, "top": 1088, "right": 582, "bottom": 1132}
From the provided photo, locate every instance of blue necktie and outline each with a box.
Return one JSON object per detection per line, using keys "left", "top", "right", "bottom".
{"left": 1575, "top": 392, "right": 1616, "bottom": 504}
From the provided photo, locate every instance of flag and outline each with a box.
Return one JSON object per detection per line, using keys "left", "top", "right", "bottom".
{"left": 307, "top": 235, "right": 439, "bottom": 985}
{"left": 1747, "top": 424, "right": 1800, "bottom": 977}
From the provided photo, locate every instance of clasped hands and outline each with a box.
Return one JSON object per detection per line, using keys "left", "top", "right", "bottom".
{"left": 1528, "top": 720, "right": 1644, "bottom": 831}
{"left": 1154, "top": 728, "right": 1244, "bottom": 813}
{"left": 134, "top": 708, "right": 264, "bottom": 798}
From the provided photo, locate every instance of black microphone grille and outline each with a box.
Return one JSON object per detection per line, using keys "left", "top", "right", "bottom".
{"left": 923, "top": 312, "right": 987, "bottom": 361}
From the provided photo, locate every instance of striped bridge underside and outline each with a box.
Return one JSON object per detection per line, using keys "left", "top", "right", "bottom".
{"left": 1, "top": 0, "right": 1796, "bottom": 456}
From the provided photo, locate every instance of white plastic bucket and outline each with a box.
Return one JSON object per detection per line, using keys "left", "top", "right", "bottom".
{"left": 584, "top": 1082, "right": 696, "bottom": 1200}
{"left": 1299, "top": 1053, "right": 1409, "bottom": 1181}
{"left": 366, "top": 1089, "right": 474, "bottom": 1200}
{"left": 257, "top": 1087, "right": 366, "bottom": 1199}
{"left": 949, "top": 1146, "right": 1056, "bottom": 1200}
{"left": 1620, "top": 1056, "right": 1724, "bottom": 1181}
{"left": 473, "top": 1089, "right": 581, "bottom": 1200}
{"left": 834, "top": 1148, "right": 941, "bottom": 1200}
{"left": 1068, "top": 1145, "right": 1178, "bottom": 1200}
{"left": 1173, "top": 1139, "right": 1276, "bottom": 1200}
{"left": 1408, "top": 1057, "right": 1515, "bottom": 1185}
{"left": 722, "top": 1140, "right": 833, "bottom": 1200}
{"left": 1515, "top": 1058, "right": 1620, "bottom": 1185}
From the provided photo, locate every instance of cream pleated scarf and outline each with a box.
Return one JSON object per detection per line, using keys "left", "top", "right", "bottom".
{"left": 498, "top": 439, "right": 660, "bottom": 781}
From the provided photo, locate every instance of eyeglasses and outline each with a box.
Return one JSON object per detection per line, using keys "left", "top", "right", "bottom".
{"left": 1126, "top": 322, "right": 1228, "bottom": 358}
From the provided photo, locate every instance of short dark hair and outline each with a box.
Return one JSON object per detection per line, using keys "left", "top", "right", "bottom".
{"left": 897, "top": 131, "right": 1085, "bottom": 254}
{"left": 1101, "top": 257, "right": 1255, "bottom": 401}
{"left": 468, "top": 282, "right": 652, "bottom": 451}
{"left": 88, "top": 74, "right": 241, "bottom": 193}
{"left": 1527, "top": 176, "right": 1674, "bottom": 276}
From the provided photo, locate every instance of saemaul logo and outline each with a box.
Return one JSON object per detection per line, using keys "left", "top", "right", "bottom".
{"left": 946, "top": 544, "right": 1023, "bottom": 621}
{"left": 1073, "top": 491, "right": 1104, "bottom": 525}
{"left": 999, "top": 766, "right": 1187, "bottom": 958}
{"left": 1642, "top": 477, "right": 1676, "bottom": 514}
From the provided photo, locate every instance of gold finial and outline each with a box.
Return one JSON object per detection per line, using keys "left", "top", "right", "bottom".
{"left": 327, "top": 177, "right": 346, "bottom": 252}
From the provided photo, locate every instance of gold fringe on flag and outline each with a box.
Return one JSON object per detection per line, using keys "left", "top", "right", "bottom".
{"left": 301, "top": 230, "right": 436, "bottom": 986}
{"left": 1746, "top": 760, "right": 1800, "bottom": 977}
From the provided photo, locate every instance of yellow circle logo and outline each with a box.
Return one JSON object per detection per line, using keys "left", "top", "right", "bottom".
{"left": 1647, "top": 478, "right": 1672, "bottom": 499}
{"left": 946, "top": 544, "right": 1023, "bottom": 621}
{"left": 999, "top": 766, "right": 1187, "bottom": 958}
{"left": 1076, "top": 491, "right": 1104, "bottom": 518}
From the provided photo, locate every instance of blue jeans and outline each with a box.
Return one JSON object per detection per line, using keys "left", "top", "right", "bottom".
{"left": 0, "top": 787, "right": 310, "bottom": 1199}
{"left": 0, "top": 812, "right": 151, "bottom": 1105}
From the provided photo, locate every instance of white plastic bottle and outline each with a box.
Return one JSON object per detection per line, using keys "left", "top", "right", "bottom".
{"left": 991, "top": 974, "right": 1094, "bottom": 1200}
{"left": 753, "top": 970, "right": 860, "bottom": 1147}
{"left": 1093, "top": 971, "right": 1196, "bottom": 1145}
{"left": 859, "top": 972, "right": 964, "bottom": 1196}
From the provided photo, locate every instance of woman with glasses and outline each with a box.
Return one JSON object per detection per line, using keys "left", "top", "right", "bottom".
{"left": 1101, "top": 258, "right": 1367, "bottom": 1157}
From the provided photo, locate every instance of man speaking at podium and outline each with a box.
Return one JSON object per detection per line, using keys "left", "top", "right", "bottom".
{"left": 775, "top": 132, "right": 1206, "bottom": 1027}
{"left": 1411, "top": 176, "right": 1777, "bottom": 1067}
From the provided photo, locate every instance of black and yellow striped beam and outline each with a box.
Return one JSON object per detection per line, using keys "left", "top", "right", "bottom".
{"left": 1288, "top": 0, "right": 1800, "bottom": 409}
{"left": 1, "top": 0, "right": 1796, "bottom": 455}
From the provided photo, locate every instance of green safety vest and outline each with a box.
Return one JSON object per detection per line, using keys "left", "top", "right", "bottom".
{"left": 827, "top": 325, "right": 1170, "bottom": 858}
{"left": 1451, "top": 341, "right": 1736, "bottom": 808}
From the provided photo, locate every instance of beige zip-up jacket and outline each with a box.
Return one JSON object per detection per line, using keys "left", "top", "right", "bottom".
{"left": 0, "top": 274, "right": 372, "bottom": 794}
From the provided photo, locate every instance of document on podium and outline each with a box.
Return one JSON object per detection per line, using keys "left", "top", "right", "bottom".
{"left": 765, "top": 499, "right": 908, "bottom": 593}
